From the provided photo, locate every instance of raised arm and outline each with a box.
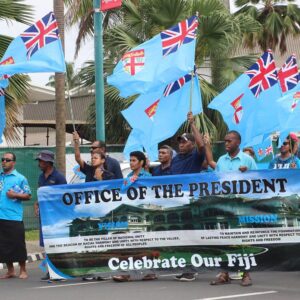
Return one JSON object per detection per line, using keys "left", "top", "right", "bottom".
{"left": 73, "top": 131, "right": 85, "bottom": 169}
{"left": 203, "top": 134, "right": 216, "bottom": 169}
{"left": 188, "top": 112, "right": 204, "bottom": 153}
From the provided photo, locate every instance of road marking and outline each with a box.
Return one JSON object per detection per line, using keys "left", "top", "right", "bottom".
{"left": 194, "top": 290, "right": 278, "bottom": 300}
{"left": 31, "top": 281, "right": 104, "bottom": 289}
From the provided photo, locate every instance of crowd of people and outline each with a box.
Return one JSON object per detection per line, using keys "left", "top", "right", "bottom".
{"left": 0, "top": 112, "right": 298, "bottom": 284}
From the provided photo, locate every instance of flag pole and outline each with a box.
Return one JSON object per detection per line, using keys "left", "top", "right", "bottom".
{"left": 94, "top": 0, "right": 105, "bottom": 141}
{"left": 189, "top": 71, "right": 194, "bottom": 112}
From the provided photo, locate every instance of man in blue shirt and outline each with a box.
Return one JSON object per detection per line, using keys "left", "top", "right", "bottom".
{"left": 0, "top": 152, "right": 31, "bottom": 279}
{"left": 269, "top": 134, "right": 300, "bottom": 169}
{"left": 171, "top": 112, "right": 205, "bottom": 175}
{"left": 152, "top": 145, "right": 173, "bottom": 176}
{"left": 216, "top": 131, "right": 257, "bottom": 172}
{"left": 173, "top": 112, "right": 205, "bottom": 282}
{"left": 34, "top": 150, "right": 66, "bottom": 281}
{"left": 210, "top": 131, "right": 256, "bottom": 287}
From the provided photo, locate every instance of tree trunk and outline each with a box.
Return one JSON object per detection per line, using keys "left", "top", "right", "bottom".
{"left": 54, "top": 0, "right": 66, "bottom": 175}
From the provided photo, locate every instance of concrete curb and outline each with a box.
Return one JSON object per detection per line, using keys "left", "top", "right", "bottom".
{"left": 0, "top": 252, "right": 45, "bottom": 270}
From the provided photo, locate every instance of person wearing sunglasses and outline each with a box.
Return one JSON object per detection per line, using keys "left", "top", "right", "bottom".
{"left": 73, "top": 131, "right": 123, "bottom": 180}
{"left": 269, "top": 134, "right": 300, "bottom": 169}
{"left": 0, "top": 152, "right": 31, "bottom": 279}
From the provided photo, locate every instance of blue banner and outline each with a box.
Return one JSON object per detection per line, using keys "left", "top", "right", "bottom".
{"left": 38, "top": 170, "right": 300, "bottom": 279}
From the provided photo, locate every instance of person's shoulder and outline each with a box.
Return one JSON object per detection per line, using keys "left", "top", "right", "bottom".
{"left": 53, "top": 169, "right": 67, "bottom": 183}
{"left": 217, "top": 153, "right": 227, "bottom": 162}
{"left": 13, "top": 169, "right": 27, "bottom": 179}
{"left": 106, "top": 155, "right": 119, "bottom": 164}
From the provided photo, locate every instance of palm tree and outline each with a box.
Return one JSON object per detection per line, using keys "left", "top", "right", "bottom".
{"left": 234, "top": 0, "right": 300, "bottom": 54}
{"left": 54, "top": 0, "right": 66, "bottom": 175}
{"left": 64, "top": 0, "right": 121, "bottom": 57}
{"left": 66, "top": 0, "right": 261, "bottom": 143}
{"left": 46, "top": 61, "right": 79, "bottom": 89}
{"left": 0, "top": 0, "right": 33, "bottom": 143}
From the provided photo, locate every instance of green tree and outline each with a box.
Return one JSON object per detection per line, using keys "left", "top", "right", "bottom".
{"left": 66, "top": 0, "right": 261, "bottom": 143}
{"left": 235, "top": 0, "right": 300, "bottom": 54}
{"left": 46, "top": 61, "right": 79, "bottom": 90}
{"left": 0, "top": 0, "right": 33, "bottom": 143}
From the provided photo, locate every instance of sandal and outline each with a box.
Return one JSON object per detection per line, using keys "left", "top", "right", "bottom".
{"left": 210, "top": 272, "right": 231, "bottom": 285}
{"left": 241, "top": 272, "right": 252, "bottom": 286}
{"left": 112, "top": 275, "right": 131, "bottom": 282}
{"left": 142, "top": 274, "right": 157, "bottom": 281}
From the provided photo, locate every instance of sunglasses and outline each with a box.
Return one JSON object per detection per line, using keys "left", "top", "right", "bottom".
{"left": 1, "top": 158, "right": 14, "bottom": 162}
{"left": 90, "top": 146, "right": 101, "bottom": 149}
{"left": 282, "top": 142, "right": 289, "bottom": 146}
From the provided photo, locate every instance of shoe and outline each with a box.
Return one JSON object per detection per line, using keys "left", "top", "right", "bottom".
{"left": 82, "top": 276, "right": 95, "bottom": 281}
{"left": 174, "top": 273, "right": 196, "bottom": 282}
{"left": 40, "top": 272, "right": 50, "bottom": 282}
{"left": 51, "top": 278, "right": 67, "bottom": 282}
{"left": 95, "top": 276, "right": 110, "bottom": 281}
{"left": 210, "top": 272, "right": 231, "bottom": 285}
{"left": 142, "top": 274, "right": 158, "bottom": 281}
{"left": 241, "top": 272, "right": 252, "bottom": 286}
{"left": 82, "top": 276, "right": 110, "bottom": 281}
{"left": 112, "top": 275, "right": 131, "bottom": 282}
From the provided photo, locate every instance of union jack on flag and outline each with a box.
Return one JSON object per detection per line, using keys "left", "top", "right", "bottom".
{"left": 161, "top": 16, "right": 198, "bottom": 56}
{"left": 20, "top": 12, "right": 60, "bottom": 59}
{"left": 245, "top": 50, "right": 278, "bottom": 98}
{"left": 278, "top": 54, "right": 299, "bottom": 93}
{"left": 163, "top": 73, "right": 192, "bottom": 97}
{"left": 265, "top": 145, "right": 273, "bottom": 156}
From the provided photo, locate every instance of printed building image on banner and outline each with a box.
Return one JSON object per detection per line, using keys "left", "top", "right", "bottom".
{"left": 38, "top": 170, "right": 300, "bottom": 279}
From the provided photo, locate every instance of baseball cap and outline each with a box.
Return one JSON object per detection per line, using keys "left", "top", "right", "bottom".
{"left": 177, "top": 133, "right": 195, "bottom": 143}
{"left": 35, "top": 150, "right": 55, "bottom": 163}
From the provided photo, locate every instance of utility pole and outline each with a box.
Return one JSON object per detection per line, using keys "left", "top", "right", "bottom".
{"left": 94, "top": 0, "right": 105, "bottom": 141}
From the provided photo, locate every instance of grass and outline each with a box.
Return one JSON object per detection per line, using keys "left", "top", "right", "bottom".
{"left": 25, "top": 230, "right": 39, "bottom": 241}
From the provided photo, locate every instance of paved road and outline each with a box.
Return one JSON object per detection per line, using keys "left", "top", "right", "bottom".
{"left": 0, "top": 262, "right": 299, "bottom": 300}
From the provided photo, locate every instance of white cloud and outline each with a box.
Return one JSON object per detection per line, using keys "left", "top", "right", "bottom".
{"left": 43, "top": 219, "right": 71, "bottom": 239}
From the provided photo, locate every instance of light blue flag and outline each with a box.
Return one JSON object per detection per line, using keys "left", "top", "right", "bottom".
{"left": 208, "top": 51, "right": 282, "bottom": 146}
{"left": 107, "top": 16, "right": 198, "bottom": 98}
{"left": 0, "top": 79, "right": 9, "bottom": 89}
{"left": 122, "top": 88, "right": 162, "bottom": 160}
{"left": 123, "top": 129, "right": 144, "bottom": 160}
{"left": 208, "top": 73, "right": 257, "bottom": 146}
{"left": 252, "top": 136, "right": 274, "bottom": 161}
{"left": 277, "top": 86, "right": 300, "bottom": 133}
{"left": 122, "top": 72, "right": 202, "bottom": 161}
{"left": 0, "top": 12, "right": 65, "bottom": 77}
{"left": 123, "top": 129, "right": 158, "bottom": 161}
{"left": 150, "top": 75, "right": 203, "bottom": 145}
{"left": 0, "top": 92, "right": 5, "bottom": 144}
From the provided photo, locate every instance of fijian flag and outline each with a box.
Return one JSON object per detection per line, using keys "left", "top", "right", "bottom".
{"left": 278, "top": 54, "right": 299, "bottom": 93}
{"left": 161, "top": 16, "right": 198, "bottom": 56}
{"left": 20, "top": 12, "right": 60, "bottom": 59}
{"left": 245, "top": 50, "right": 278, "bottom": 98}
{"left": 163, "top": 73, "right": 192, "bottom": 97}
